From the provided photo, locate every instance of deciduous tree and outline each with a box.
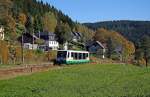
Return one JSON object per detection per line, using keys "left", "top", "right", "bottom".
{"left": 43, "top": 12, "right": 57, "bottom": 32}
{"left": 55, "top": 23, "right": 72, "bottom": 44}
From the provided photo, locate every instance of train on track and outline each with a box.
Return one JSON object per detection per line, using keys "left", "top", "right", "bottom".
{"left": 56, "top": 50, "right": 90, "bottom": 64}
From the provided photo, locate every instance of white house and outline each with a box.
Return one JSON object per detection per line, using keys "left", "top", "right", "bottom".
{"left": 36, "top": 32, "right": 59, "bottom": 50}
{"left": 20, "top": 33, "right": 39, "bottom": 50}
{"left": 0, "top": 26, "right": 4, "bottom": 40}
{"left": 71, "top": 32, "right": 82, "bottom": 42}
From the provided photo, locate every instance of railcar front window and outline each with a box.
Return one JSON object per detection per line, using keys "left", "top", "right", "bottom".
{"left": 57, "top": 51, "right": 67, "bottom": 58}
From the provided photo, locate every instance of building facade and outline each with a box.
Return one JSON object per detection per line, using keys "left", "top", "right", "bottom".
{"left": 0, "top": 27, "right": 4, "bottom": 40}
{"left": 86, "top": 41, "right": 106, "bottom": 58}
{"left": 37, "top": 32, "right": 59, "bottom": 50}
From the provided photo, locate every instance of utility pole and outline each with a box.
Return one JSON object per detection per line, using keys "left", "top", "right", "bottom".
{"left": 32, "top": 29, "right": 34, "bottom": 50}
{"left": 21, "top": 29, "right": 25, "bottom": 64}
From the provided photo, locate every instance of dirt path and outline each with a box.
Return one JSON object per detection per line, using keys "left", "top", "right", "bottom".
{"left": 0, "top": 62, "right": 126, "bottom": 80}
{"left": 0, "top": 63, "right": 62, "bottom": 80}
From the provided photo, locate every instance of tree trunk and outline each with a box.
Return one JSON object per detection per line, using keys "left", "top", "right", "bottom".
{"left": 146, "top": 58, "right": 148, "bottom": 67}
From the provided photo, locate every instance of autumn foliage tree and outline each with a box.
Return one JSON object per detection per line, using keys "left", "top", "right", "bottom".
{"left": 75, "top": 23, "right": 95, "bottom": 42}
{"left": 18, "top": 13, "right": 27, "bottom": 26}
{"left": 43, "top": 12, "right": 57, "bottom": 32}
{"left": 0, "top": 41, "right": 9, "bottom": 64}
{"left": 0, "top": 0, "right": 12, "bottom": 20}
{"left": 94, "top": 28, "right": 135, "bottom": 61}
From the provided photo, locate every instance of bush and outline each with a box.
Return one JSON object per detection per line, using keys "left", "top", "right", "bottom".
{"left": 0, "top": 41, "right": 9, "bottom": 64}
{"left": 133, "top": 58, "right": 146, "bottom": 67}
{"left": 45, "top": 51, "right": 57, "bottom": 62}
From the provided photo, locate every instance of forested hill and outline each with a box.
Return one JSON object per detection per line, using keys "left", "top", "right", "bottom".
{"left": 84, "top": 21, "right": 150, "bottom": 44}
{"left": 0, "top": 0, "right": 94, "bottom": 44}
{"left": 12, "top": 0, "right": 75, "bottom": 29}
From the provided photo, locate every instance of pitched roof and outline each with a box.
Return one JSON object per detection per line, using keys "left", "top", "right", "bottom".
{"left": 38, "top": 32, "right": 55, "bottom": 36}
{"left": 96, "top": 41, "right": 105, "bottom": 49}
{"left": 72, "top": 32, "right": 82, "bottom": 37}
{"left": 35, "top": 32, "right": 56, "bottom": 41}
{"left": 86, "top": 41, "right": 105, "bottom": 49}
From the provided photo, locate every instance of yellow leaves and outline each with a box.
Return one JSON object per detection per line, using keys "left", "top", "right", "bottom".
{"left": 75, "top": 24, "right": 95, "bottom": 41}
{"left": 0, "top": 0, "right": 12, "bottom": 17}
{"left": 94, "top": 28, "right": 135, "bottom": 59}
{"left": 15, "top": 47, "right": 22, "bottom": 60}
{"left": 94, "top": 28, "right": 109, "bottom": 42}
{"left": 45, "top": 51, "right": 57, "bottom": 61}
{"left": 43, "top": 12, "right": 57, "bottom": 32}
{"left": 18, "top": 13, "right": 27, "bottom": 25}
{"left": 6, "top": 15, "right": 16, "bottom": 31}
{"left": 0, "top": 41, "right": 9, "bottom": 64}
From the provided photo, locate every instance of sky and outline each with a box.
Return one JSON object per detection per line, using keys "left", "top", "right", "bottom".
{"left": 41, "top": 0, "right": 150, "bottom": 23}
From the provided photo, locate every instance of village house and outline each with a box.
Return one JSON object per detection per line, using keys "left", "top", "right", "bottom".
{"left": 36, "top": 32, "right": 59, "bottom": 51}
{"left": 86, "top": 41, "right": 106, "bottom": 58}
{"left": 71, "top": 32, "right": 82, "bottom": 42}
{"left": 0, "top": 26, "right": 4, "bottom": 40}
{"left": 18, "top": 33, "right": 38, "bottom": 50}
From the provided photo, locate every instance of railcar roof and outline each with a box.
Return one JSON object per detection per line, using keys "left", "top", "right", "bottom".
{"left": 57, "top": 50, "right": 89, "bottom": 53}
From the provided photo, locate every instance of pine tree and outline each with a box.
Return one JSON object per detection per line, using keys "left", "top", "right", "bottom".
{"left": 107, "top": 37, "right": 115, "bottom": 58}
{"left": 25, "top": 14, "right": 34, "bottom": 33}
{"left": 140, "top": 36, "right": 150, "bottom": 67}
{"left": 33, "top": 15, "right": 43, "bottom": 33}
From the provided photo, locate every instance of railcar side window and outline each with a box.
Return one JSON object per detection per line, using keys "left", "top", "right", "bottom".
{"left": 75, "top": 53, "right": 78, "bottom": 60}
{"left": 71, "top": 52, "right": 73, "bottom": 57}
{"left": 71, "top": 53, "right": 75, "bottom": 59}
{"left": 68, "top": 52, "right": 70, "bottom": 58}
{"left": 79, "top": 53, "right": 82, "bottom": 59}
{"left": 85, "top": 53, "right": 88, "bottom": 58}
{"left": 70, "top": 52, "right": 89, "bottom": 60}
{"left": 83, "top": 53, "right": 86, "bottom": 59}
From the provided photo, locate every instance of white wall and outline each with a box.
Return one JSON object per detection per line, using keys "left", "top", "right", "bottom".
{"left": 24, "top": 43, "right": 38, "bottom": 50}
{"left": 0, "top": 27, "right": 4, "bottom": 40}
{"left": 46, "top": 41, "right": 59, "bottom": 50}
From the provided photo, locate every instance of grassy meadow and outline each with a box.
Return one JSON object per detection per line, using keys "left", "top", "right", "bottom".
{"left": 0, "top": 64, "right": 150, "bottom": 97}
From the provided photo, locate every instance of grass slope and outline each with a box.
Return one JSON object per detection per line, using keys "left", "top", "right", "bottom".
{"left": 0, "top": 64, "right": 150, "bottom": 97}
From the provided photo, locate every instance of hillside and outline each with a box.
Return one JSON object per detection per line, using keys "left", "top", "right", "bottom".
{"left": 84, "top": 20, "right": 150, "bottom": 44}
{"left": 0, "top": 0, "right": 95, "bottom": 65}
{"left": 0, "top": 0, "right": 93, "bottom": 43}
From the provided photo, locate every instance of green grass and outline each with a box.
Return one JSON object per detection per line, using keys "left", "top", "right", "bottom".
{"left": 0, "top": 64, "right": 150, "bottom": 97}
{"left": 0, "top": 64, "right": 20, "bottom": 68}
